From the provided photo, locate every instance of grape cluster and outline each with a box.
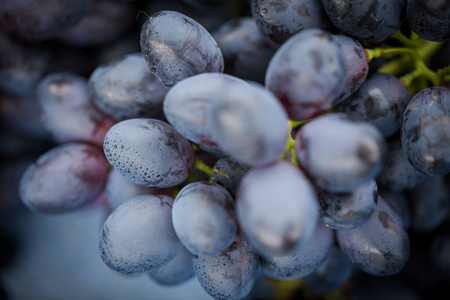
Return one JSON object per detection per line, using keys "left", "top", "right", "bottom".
{"left": 1, "top": 0, "right": 449, "bottom": 299}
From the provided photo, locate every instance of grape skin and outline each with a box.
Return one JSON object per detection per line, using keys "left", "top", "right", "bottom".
{"left": 211, "top": 157, "right": 251, "bottom": 198}
{"left": 407, "top": 0, "right": 450, "bottom": 42}
{"left": 149, "top": 247, "right": 195, "bottom": 286}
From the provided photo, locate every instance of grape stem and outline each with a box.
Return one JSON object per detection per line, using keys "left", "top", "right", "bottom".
{"left": 280, "top": 121, "right": 297, "bottom": 166}
{"left": 194, "top": 156, "right": 213, "bottom": 177}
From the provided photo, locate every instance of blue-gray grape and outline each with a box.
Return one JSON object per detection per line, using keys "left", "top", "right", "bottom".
{"left": 149, "top": 247, "right": 195, "bottom": 286}
{"left": 407, "top": 0, "right": 450, "bottom": 42}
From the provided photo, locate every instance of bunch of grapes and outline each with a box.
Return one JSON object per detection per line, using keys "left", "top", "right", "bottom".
{"left": 1, "top": 0, "right": 449, "bottom": 299}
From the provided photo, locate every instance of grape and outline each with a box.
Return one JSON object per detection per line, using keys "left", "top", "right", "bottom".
{"left": 211, "top": 157, "right": 251, "bottom": 198}
{"left": 303, "top": 246, "right": 354, "bottom": 295}
{"left": 321, "top": 0, "right": 405, "bottom": 44}
{"left": 295, "top": 113, "right": 387, "bottom": 192}
{"left": 0, "top": 0, "right": 93, "bottom": 41}
{"left": 163, "top": 73, "right": 247, "bottom": 148}
{"left": 19, "top": 143, "right": 109, "bottom": 213}
{"left": 377, "top": 139, "right": 427, "bottom": 191}
{"left": 212, "top": 17, "right": 276, "bottom": 83}
{"left": 149, "top": 247, "right": 195, "bottom": 286}
{"left": 332, "top": 34, "right": 369, "bottom": 104}
{"left": 407, "top": 0, "right": 450, "bottom": 42}
{"left": 401, "top": 87, "right": 450, "bottom": 176}
{"left": 252, "top": 0, "right": 332, "bottom": 44}
{"left": 192, "top": 234, "right": 259, "bottom": 300}
{"left": 265, "top": 29, "right": 346, "bottom": 121}
{"left": 210, "top": 82, "right": 289, "bottom": 166}
{"left": 337, "top": 197, "right": 410, "bottom": 276}
{"left": 140, "top": 10, "right": 224, "bottom": 87}
{"left": 260, "top": 221, "right": 334, "bottom": 280}
{"left": 236, "top": 161, "right": 318, "bottom": 258}
{"left": 99, "top": 195, "right": 182, "bottom": 274}
{"left": 89, "top": 53, "right": 169, "bottom": 121}
{"left": 172, "top": 182, "right": 237, "bottom": 256}
{"left": 379, "top": 188, "right": 412, "bottom": 229}
{"left": 103, "top": 118, "right": 195, "bottom": 188}
{"left": 37, "top": 72, "right": 115, "bottom": 147}
{"left": 335, "top": 73, "right": 411, "bottom": 137}
{"left": 318, "top": 180, "right": 378, "bottom": 230}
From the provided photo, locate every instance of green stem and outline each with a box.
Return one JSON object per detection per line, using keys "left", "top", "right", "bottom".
{"left": 392, "top": 31, "right": 416, "bottom": 48}
{"left": 365, "top": 47, "right": 416, "bottom": 62}
{"left": 194, "top": 157, "right": 213, "bottom": 177}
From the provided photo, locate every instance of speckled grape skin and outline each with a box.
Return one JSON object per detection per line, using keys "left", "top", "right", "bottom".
{"left": 401, "top": 87, "right": 450, "bottom": 176}
{"left": 212, "top": 17, "right": 276, "bottom": 83}
{"left": 19, "top": 143, "right": 109, "bottom": 214}
{"left": 210, "top": 83, "right": 288, "bottom": 166}
{"left": 149, "top": 247, "right": 195, "bottom": 286}
{"left": 192, "top": 234, "right": 259, "bottom": 300}
{"left": 303, "top": 246, "right": 354, "bottom": 295}
{"left": 163, "top": 73, "right": 247, "bottom": 147}
{"left": 252, "top": 0, "right": 332, "bottom": 44}
{"left": 318, "top": 180, "right": 378, "bottom": 230}
{"left": 407, "top": 0, "right": 450, "bottom": 42}
{"left": 211, "top": 157, "right": 251, "bottom": 198}
{"left": 335, "top": 73, "right": 411, "bottom": 137}
{"left": 260, "top": 221, "right": 334, "bottom": 280}
{"left": 337, "top": 198, "right": 410, "bottom": 276}
{"left": 37, "top": 72, "right": 115, "bottom": 147}
{"left": 295, "top": 113, "right": 387, "bottom": 192}
{"left": 140, "top": 10, "right": 224, "bottom": 87}
{"left": 265, "top": 29, "right": 346, "bottom": 121}
{"left": 103, "top": 118, "right": 195, "bottom": 188}
{"left": 377, "top": 139, "right": 427, "bottom": 191}
{"left": 321, "top": 0, "right": 405, "bottom": 44}
{"left": 236, "top": 161, "right": 318, "bottom": 258}
{"left": 332, "top": 34, "right": 369, "bottom": 104}
{"left": 172, "top": 182, "right": 237, "bottom": 256}
{"left": 99, "top": 195, "right": 182, "bottom": 275}
{"left": 89, "top": 53, "right": 169, "bottom": 121}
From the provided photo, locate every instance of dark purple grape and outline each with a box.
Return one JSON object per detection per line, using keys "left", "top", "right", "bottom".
{"left": 236, "top": 161, "right": 318, "bottom": 258}
{"left": 210, "top": 82, "right": 289, "bottom": 166}
{"left": 163, "top": 73, "right": 247, "bottom": 148}
{"left": 377, "top": 139, "right": 427, "bottom": 191}
{"left": 335, "top": 73, "right": 411, "bottom": 137}
{"left": 337, "top": 197, "right": 410, "bottom": 276}
{"left": 37, "top": 72, "right": 115, "bottom": 147}
{"left": 19, "top": 143, "right": 109, "bottom": 213}
{"left": 172, "top": 182, "right": 237, "bottom": 256}
{"left": 260, "top": 221, "right": 334, "bottom": 280}
{"left": 149, "top": 247, "right": 195, "bottom": 286}
{"left": 99, "top": 195, "right": 182, "bottom": 275}
{"left": 0, "top": 0, "right": 93, "bottom": 41}
{"left": 252, "top": 0, "right": 332, "bottom": 44}
{"left": 303, "top": 246, "right": 354, "bottom": 295}
{"left": 321, "top": 0, "right": 405, "bottom": 44}
{"left": 318, "top": 180, "right": 378, "bottom": 230}
{"left": 379, "top": 188, "right": 412, "bottom": 229}
{"left": 89, "top": 53, "right": 169, "bottom": 121}
{"left": 192, "top": 234, "right": 259, "bottom": 300}
{"left": 211, "top": 157, "right": 251, "bottom": 198}
{"left": 401, "top": 87, "right": 450, "bottom": 176}
{"left": 407, "top": 0, "right": 450, "bottom": 42}
{"left": 140, "top": 10, "right": 224, "bottom": 87}
{"left": 295, "top": 113, "right": 387, "bottom": 192}
{"left": 332, "top": 34, "right": 368, "bottom": 104}
{"left": 212, "top": 17, "right": 276, "bottom": 83}
{"left": 103, "top": 119, "right": 195, "bottom": 188}
{"left": 265, "top": 29, "right": 345, "bottom": 121}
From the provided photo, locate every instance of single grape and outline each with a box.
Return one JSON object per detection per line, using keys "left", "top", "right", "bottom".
{"left": 172, "top": 182, "right": 237, "bottom": 256}
{"left": 149, "top": 247, "right": 195, "bottom": 286}
{"left": 401, "top": 87, "right": 450, "bottom": 176}
{"left": 140, "top": 10, "right": 224, "bottom": 87}
{"left": 211, "top": 157, "right": 251, "bottom": 198}
{"left": 265, "top": 29, "right": 346, "bottom": 121}
{"left": 89, "top": 53, "right": 169, "bottom": 121}
{"left": 99, "top": 195, "right": 182, "bottom": 275}
{"left": 19, "top": 143, "right": 109, "bottom": 213}
{"left": 317, "top": 180, "right": 378, "bottom": 230}
{"left": 260, "top": 221, "right": 334, "bottom": 280}
{"left": 337, "top": 197, "right": 410, "bottom": 276}
{"left": 103, "top": 118, "right": 195, "bottom": 188}
{"left": 295, "top": 113, "right": 387, "bottom": 192}
{"left": 192, "top": 234, "right": 259, "bottom": 300}
{"left": 379, "top": 188, "right": 412, "bottom": 229}
{"left": 37, "top": 72, "right": 115, "bottom": 147}
{"left": 236, "top": 161, "right": 318, "bottom": 258}
{"left": 407, "top": 0, "right": 450, "bottom": 42}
